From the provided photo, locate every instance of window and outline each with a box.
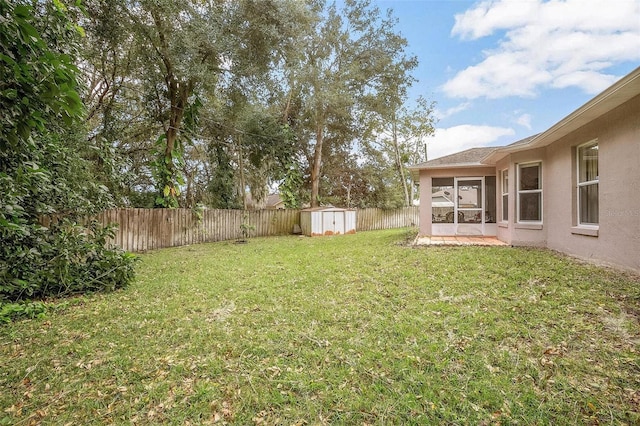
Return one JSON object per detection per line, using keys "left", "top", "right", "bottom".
{"left": 517, "top": 162, "right": 542, "bottom": 222}
{"left": 501, "top": 169, "right": 508, "bottom": 221}
{"left": 577, "top": 141, "right": 598, "bottom": 226}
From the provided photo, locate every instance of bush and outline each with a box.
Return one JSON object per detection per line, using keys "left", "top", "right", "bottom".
{"left": 0, "top": 301, "right": 48, "bottom": 324}
{"left": 0, "top": 219, "right": 137, "bottom": 303}
{"left": 0, "top": 1, "right": 137, "bottom": 322}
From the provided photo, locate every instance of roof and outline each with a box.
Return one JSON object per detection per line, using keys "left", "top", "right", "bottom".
{"left": 410, "top": 147, "right": 497, "bottom": 169}
{"left": 408, "top": 147, "right": 497, "bottom": 182}
{"left": 266, "top": 193, "right": 284, "bottom": 208}
{"left": 301, "top": 206, "right": 355, "bottom": 212}
{"left": 506, "top": 134, "right": 540, "bottom": 148}
{"left": 409, "top": 66, "right": 640, "bottom": 179}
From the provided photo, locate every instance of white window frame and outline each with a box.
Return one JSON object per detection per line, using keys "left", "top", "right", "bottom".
{"left": 577, "top": 140, "right": 599, "bottom": 228}
{"left": 500, "top": 169, "right": 509, "bottom": 222}
{"left": 517, "top": 162, "right": 542, "bottom": 224}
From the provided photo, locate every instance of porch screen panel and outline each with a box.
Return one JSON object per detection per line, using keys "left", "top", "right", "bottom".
{"left": 432, "top": 178, "right": 454, "bottom": 223}
{"left": 457, "top": 179, "right": 482, "bottom": 223}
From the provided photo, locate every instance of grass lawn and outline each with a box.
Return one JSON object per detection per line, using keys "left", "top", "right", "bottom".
{"left": 1, "top": 229, "right": 639, "bottom": 425}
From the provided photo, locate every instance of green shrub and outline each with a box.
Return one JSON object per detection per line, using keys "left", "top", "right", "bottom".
{"left": 0, "top": 219, "right": 137, "bottom": 303}
{"left": 0, "top": 301, "right": 48, "bottom": 324}
{"left": 0, "top": 1, "right": 137, "bottom": 322}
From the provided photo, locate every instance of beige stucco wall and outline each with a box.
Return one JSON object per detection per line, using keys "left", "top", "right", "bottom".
{"left": 495, "top": 148, "right": 548, "bottom": 248}
{"left": 542, "top": 94, "right": 640, "bottom": 272}
{"left": 415, "top": 94, "right": 639, "bottom": 272}
{"left": 497, "top": 94, "right": 639, "bottom": 271}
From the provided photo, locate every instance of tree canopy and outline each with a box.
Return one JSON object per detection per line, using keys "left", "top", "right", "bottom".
{"left": 80, "top": 0, "right": 435, "bottom": 210}
{"left": 1, "top": 0, "right": 436, "bottom": 316}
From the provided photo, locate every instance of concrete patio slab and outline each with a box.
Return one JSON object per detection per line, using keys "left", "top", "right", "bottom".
{"left": 414, "top": 236, "right": 508, "bottom": 247}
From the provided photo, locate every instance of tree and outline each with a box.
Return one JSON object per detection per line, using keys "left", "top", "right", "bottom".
{"left": 81, "top": 0, "right": 150, "bottom": 205}
{"left": 207, "top": 142, "right": 241, "bottom": 209}
{"left": 241, "top": 109, "right": 295, "bottom": 207}
{"left": 1, "top": 0, "right": 81, "bottom": 148}
{"left": 366, "top": 95, "right": 436, "bottom": 206}
{"left": 124, "top": 0, "right": 217, "bottom": 207}
{"left": 283, "top": 0, "right": 417, "bottom": 207}
{"left": 0, "top": 0, "right": 135, "bottom": 306}
{"left": 79, "top": 0, "right": 425, "bottom": 210}
{"left": 279, "top": 162, "right": 306, "bottom": 209}
{"left": 82, "top": 0, "right": 308, "bottom": 208}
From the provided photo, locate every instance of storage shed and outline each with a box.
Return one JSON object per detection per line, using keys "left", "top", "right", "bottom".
{"left": 300, "top": 207, "right": 356, "bottom": 237}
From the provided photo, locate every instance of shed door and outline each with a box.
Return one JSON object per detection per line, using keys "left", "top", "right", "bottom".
{"left": 322, "top": 211, "right": 334, "bottom": 235}
{"left": 322, "top": 211, "right": 345, "bottom": 235}
{"left": 333, "top": 211, "right": 345, "bottom": 234}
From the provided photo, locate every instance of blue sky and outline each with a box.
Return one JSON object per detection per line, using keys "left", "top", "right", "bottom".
{"left": 374, "top": 0, "right": 640, "bottom": 160}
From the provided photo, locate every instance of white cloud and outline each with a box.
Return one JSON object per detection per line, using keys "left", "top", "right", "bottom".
{"left": 444, "top": 0, "right": 640, "bottom": 99}
{"left": 551, "top": 70, "right": 619, "bottom": 93}
{"left": 452, "top": 0, "right": 539, "bottom": 40}
{"left": 426, "top": 125, "right": 515, "bottom": 160}
{"left": 434, "top": 102, "right": 472, "bottom": 120}
{"left": 516, "top": 113, "right": 532, "bottom": 130}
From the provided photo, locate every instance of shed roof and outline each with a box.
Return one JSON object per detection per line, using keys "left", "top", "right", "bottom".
{"left": 301, "top": 206, "right": 355, "bottom": 212}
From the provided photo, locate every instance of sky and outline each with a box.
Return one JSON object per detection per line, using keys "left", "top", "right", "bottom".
{"left": 374, "top": 0, "right": 640, "bottom": 160}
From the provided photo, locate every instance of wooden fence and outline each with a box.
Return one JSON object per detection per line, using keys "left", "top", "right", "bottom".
{"left": 357, "top": 207, "right": 419, "bottom": 231}
{"left": 92, "top": 206, "right": 419, "bottom": 252}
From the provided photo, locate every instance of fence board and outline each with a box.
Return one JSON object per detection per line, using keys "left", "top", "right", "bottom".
{"left": 85, "top": 206, "right": 418, "bottom": 252}
{"left": 356, "top": 207, "right": 419, "bottom": 231}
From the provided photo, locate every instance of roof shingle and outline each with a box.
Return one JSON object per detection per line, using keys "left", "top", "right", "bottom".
{"left": 411, "top": 147, "right": 497, "bottom": 169}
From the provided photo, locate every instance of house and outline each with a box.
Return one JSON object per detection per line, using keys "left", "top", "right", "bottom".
{"left": 266, "top": 193, "right": 286, "bottom": 210}
{"left": 409, "top": 66, "right": 640, "bottom": 273}
{"left": 245, "top": 193, "right": 286, "bottom": 210}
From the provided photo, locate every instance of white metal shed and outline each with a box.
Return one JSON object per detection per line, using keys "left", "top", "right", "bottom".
{"left": 300, "top": 207, "right": 356, "bottom": 237}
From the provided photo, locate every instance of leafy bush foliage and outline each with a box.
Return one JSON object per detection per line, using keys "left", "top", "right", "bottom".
{"left": 0, "top": 129, "right": 137, "bottom": 308}
{"left": 0, "top": 301, "right": 48, "bottom": 324}
{"left": 0, "top": 0, "right": 137, "bottom": 318}
{"left": 0, "top": 220, "right": 137, "bottom": 303}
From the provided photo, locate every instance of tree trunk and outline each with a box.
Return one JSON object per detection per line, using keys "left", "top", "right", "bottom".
{"left": 237, "top": 133, "right": 247, "bottom": 210}
{"left": 392, "top": 120, "right": 410, "bottom": 207}
{"left": 310, "top": 123, "right": 323, "bottom": 208}
{"left": 161, "top": 80, "right": 189, "bottom": 202}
